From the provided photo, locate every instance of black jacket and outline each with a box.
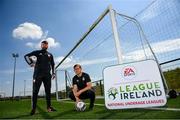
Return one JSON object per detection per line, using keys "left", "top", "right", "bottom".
{"left": 24, "top": 49, "right": 55, "bottom": 78}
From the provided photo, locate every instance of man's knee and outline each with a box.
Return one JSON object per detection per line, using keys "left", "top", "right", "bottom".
{"left": 44, "top": 87, "right": 51, "bottom": 95}
{"left": 87, "top": 90, "right": 95, "bottom": 98}
{"left": 33, "top": 89, "right": 39, "bottom": 95}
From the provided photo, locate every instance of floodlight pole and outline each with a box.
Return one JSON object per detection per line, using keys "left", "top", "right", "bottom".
{"left": 24, "top": 80, "right": 26, "bottom": 97}
{"left": 12, "top": 53, "right": 19, "bottom": 99}
{"left": 109, "top": 5, "right": 123, "bottom": 64}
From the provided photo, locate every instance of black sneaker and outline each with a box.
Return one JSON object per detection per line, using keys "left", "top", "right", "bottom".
{"left": 30, "top": 109, "right": 36, "bottom": 115}
{"left": 89, "top": 104, "right": 94, "bottom": 110}
{"left": 47, "top": 106, "right": 57, "bottom": 112}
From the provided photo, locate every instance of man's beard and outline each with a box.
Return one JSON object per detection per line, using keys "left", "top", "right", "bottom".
{"left": 42, "top": 47, "right": 47, "bottom": 50}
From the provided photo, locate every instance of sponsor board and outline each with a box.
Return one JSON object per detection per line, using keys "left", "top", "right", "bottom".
{"left": 103, "top": 59, "right": 167, "bottom": 109}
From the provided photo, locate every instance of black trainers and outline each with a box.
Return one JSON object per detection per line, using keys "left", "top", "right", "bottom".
{"left": 47, "top": 106, "right": 57, "bottom": 112}
{"left": 89, "top": 104, "right": 94, "bottom": 110}
{"left": 30, "top": 109, "right": 36, "bottom": 115}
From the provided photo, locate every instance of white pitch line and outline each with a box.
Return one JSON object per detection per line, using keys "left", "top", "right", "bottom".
{"left": 145, "top": 107, "right": 180, "bottom": 111}
{"left": 62, "top": 101, "right": 180, "bottom": 111}
{"left": 61, "top": 101, "right": 104, "bottom": 106}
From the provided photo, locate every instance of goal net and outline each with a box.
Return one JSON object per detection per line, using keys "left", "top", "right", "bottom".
{"left": 55, "top": 5, "right": 168, "bottom": 100}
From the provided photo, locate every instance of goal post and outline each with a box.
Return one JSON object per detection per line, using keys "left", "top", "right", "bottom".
{"left": 54, "top": 5, "right": 169, "bottom": 101}
{"left": 109, "top": 5, "right": 123, "bottom": 64}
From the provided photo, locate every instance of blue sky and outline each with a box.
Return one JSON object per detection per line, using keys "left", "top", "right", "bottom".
{"left": 1, "top": 0, "right": 179, "bottom": 97}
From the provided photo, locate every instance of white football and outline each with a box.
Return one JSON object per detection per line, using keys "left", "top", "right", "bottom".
{"left": 30, "top": 56, "right": 37, "bottom": 63}
{"left": 75, "top": 101, "right": 86, "bottom": 111}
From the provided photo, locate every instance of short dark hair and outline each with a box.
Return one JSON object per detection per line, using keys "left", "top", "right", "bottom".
{"left": 41, "top": 40, "right": 48, "bottom": 44}
{"left": 73, "top": 64, "right": 81, "bottom": 69}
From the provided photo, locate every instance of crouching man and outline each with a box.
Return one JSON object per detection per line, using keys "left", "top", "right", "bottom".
{"left": 69, "top": 64, "right": 95, "bottom": 110}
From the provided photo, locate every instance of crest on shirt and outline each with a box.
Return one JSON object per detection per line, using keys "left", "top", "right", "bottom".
{"left": 82, "top": 77, "right": 85, "bottom": 81}
{"left": 77, "top": 79, "right": 79, "bottom": 82}
{"left": 48, "top": 54, "right": 51, "bottom": 57}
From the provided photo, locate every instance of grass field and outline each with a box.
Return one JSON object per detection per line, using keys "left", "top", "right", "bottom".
{"left": 0, "top": 97, "right": 180, "bottom": 119}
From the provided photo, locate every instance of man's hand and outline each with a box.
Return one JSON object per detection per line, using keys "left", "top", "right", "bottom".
{"left": 76, "top": 82, "right": 92, "bottom": 96}
{"left": 30, "top": 63, "right": 35, "bottom": 67}
{"left": 75, "top": 97, "right": 81, "bottom": 103}
{"left": 75, "top": 90, "right": 82, "bottom": 97}
{"left": 73, "top": 85, "right": 81, "bottom": 102}
{"left": 51, "top": 73, "right": 56, "bottom": 80}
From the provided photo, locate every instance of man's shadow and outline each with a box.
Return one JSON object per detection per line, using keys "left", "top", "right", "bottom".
{"left": 2, "top": 105, "right": 51, "bottom": 119}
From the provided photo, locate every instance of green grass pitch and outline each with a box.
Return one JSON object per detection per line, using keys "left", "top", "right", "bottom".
{"left": 0, "top": 97, "right": 180, "bottom": 119}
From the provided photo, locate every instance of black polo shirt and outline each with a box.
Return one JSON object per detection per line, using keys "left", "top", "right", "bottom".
{"left": 24, "top": 49, "right": 55, "bottom": 78}
{"left": 72, "top": 72, "right": 91, "bottom": 90}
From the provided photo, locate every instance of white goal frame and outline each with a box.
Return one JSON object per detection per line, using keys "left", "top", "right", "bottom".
{"left": 55, "top": 5, "right": 169, "bottom": 101}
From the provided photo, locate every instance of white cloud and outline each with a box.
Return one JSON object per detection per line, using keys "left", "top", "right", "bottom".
{"left": 124, "top": 38, "right": 180, "bottom": 61}
{"left": 13, "top": 22, "right": 60, "bottom": 49}
{"left": 13, "top": 22, "right": 43, "bottom": 40}
{"left": 55, "top": 56, "right": 72, "bottom": 64}
{"left": 55, "top": 56, "right": 73, "bottom": 69}
{"left": 56, "top": 56, "right": 116, "bottom": 70}
{"left": 78, "top": 57, "right": 116, "bottom": 66}
{"left": 25, "top": 42, "right": 34, "bottom": 48}
{"left": 151, "top": 38, "right": 180, "bottom": 53}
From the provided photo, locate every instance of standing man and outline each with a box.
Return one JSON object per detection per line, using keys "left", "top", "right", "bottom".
{"left": 69, "top": 64, "right": 95, "bottom": 110}
{"left": 24, "top": 40, "right": 56, "bottom": 115}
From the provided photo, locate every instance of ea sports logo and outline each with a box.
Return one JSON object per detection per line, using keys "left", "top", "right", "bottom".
{"left": 107, "top": 87, "right": 118, "bottom": 100}
{"left": 122, "top": 66, "right": 136, "bottom": 80}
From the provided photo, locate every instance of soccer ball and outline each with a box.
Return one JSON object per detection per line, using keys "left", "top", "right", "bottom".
{"left": 75, "top": 101, "right": 86, "bottom": 111}
{"left": 30, "top": 56, "right": 37, "bottom": 63}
